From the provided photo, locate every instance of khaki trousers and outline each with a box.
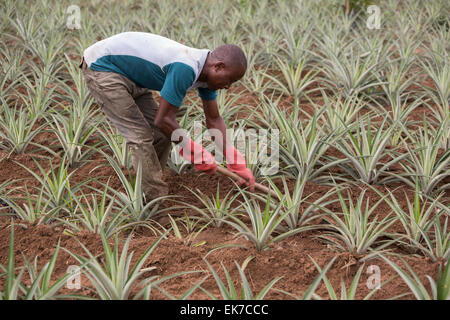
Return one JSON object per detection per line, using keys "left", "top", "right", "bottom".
{"left": 80, "top": 59, "right": 170, "bottom": 201}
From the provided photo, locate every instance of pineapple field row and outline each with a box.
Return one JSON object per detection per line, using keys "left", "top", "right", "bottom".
{"left": 0, "top": 0, "right": 448, "bottom": 301}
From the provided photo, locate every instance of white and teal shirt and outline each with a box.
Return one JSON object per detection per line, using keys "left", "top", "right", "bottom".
{"left": 83, "top": 32, "right": 217, "bottom": 107}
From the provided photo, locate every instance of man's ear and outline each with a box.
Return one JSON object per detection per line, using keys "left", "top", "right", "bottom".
{"left": 214, "top": 61, "right": 226, "bottom": 71}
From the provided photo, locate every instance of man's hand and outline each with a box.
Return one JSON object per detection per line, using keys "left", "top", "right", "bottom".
{"left": 179, "top": 138, "right": 217, "bottom": 174}
{"left": 225, "top": 145, "right": 255, "bottom": 192}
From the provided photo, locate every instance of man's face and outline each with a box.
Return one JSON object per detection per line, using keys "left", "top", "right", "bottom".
{"left": 207, "top": 63, "right": 245, "bottom": 91}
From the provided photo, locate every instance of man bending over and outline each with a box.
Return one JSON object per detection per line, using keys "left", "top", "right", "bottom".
{"left": 80, "top": 32, "right": 255, "bottom": 204}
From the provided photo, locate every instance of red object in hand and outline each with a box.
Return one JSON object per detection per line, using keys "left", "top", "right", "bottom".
{"left": 179, "top": 138, "right": 217, "bottom": 174}
{"left": 225, "top": 145, "right": 255, "bottom": 191}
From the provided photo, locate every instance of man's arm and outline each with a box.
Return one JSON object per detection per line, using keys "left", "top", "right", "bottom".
{"left": 154, "top": 97, "right": 184, "bottom": 143}
{"left": 154, "top": 97, "right": 217, "bottom": 174}
{"left": 202, "top": 99, "right": 228, "bottom": 153}
{"left": 202, "top": 99, "right": 255, "bottom": 191}
{"left": 155, "top": 98, "right": 226, "bottom": 146}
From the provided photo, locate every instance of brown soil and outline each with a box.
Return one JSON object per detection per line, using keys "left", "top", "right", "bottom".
{"left": 0, "top": 199, "right": 441, "bottom": 301}
{"left": 0, "top": 145, "right": 446, "bottom": 299}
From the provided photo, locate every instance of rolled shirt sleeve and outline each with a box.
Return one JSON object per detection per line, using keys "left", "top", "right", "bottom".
{"left": 198, "top": 87, "right": 218, "bottom": 101}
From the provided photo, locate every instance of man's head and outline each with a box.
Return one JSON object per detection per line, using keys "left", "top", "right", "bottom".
{"left": 201, "top": 44, "right": 247, "bottom": 91}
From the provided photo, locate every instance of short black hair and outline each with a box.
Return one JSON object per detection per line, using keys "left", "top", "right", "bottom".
{"left": 211, "top": 44, "right": 247, "bottom": 72}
